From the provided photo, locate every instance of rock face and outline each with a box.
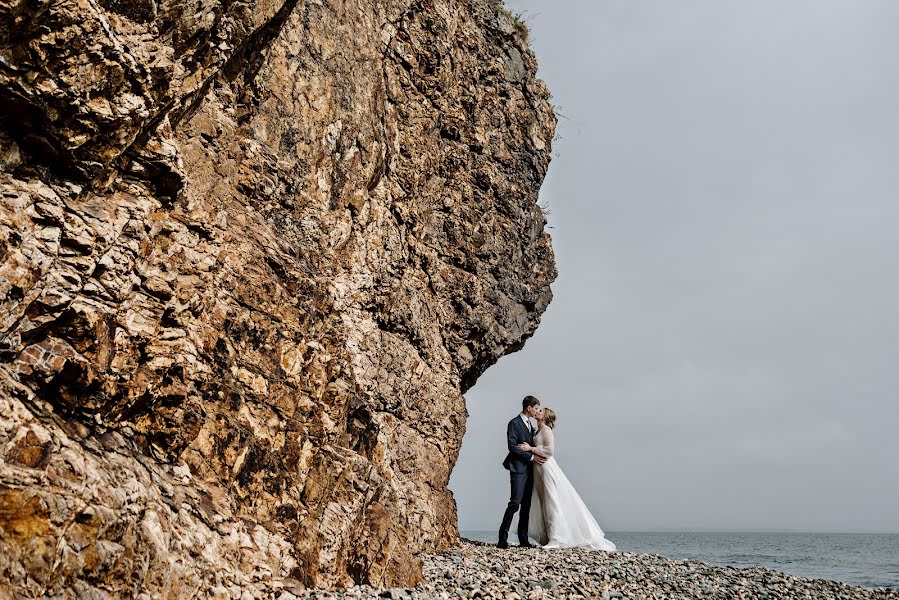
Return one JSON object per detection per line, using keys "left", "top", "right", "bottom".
{"left": 0, "top": 0, "right": 556, "bottom": 595}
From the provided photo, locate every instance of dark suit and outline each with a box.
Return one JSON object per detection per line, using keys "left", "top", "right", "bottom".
{"left": 498, "top": 415, "right": 535, "bottom": 545}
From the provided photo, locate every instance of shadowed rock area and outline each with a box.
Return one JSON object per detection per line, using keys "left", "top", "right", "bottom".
{"left": 0, "top": 0, "right": 556, "bottom": 595}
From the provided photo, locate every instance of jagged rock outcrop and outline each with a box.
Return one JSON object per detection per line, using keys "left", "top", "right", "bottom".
{"left": 0, "top": 0, "right": 556, "bottom": 595}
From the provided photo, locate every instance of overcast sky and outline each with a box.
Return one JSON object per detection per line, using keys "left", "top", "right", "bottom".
{"left": 450, "top": 0, "right": 899, "bottom": 533}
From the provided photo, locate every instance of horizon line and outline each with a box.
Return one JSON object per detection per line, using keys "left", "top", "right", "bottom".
{"left": 459, "top": 528, "right": 899, "bottom": 535}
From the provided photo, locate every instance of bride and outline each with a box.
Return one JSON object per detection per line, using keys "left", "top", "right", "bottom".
{"left": 518, "top": 407, "right": 616, "bottom": 550}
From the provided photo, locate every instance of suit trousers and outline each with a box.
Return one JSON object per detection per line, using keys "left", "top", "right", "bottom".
{"left": 498, "top": 466, "right": 534, "bottom": 544}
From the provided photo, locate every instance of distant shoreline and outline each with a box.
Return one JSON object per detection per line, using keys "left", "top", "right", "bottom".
{"left": 463, "top": 529, "right": 899, "bottom": 535}
{"left": 612, "top": 530, "right": 899, "bottom": 535}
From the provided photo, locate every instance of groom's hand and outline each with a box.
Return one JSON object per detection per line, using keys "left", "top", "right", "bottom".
{"left": 533, "top": 455, "right": 548, "bottom": 464}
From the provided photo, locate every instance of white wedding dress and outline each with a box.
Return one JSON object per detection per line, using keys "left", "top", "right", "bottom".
{"left": 528, "top": 426, "right": 616, "bottom": 550}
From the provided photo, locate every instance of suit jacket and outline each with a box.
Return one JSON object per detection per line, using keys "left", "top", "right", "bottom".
{"left": 502, "top": 415, "right": 535, "bottom": 473}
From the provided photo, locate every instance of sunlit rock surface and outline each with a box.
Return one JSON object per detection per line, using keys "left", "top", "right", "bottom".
{"left": 0, "top": 0, "right": 556, "bottom": 594}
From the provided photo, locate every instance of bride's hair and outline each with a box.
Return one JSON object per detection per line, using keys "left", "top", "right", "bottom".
{"left": 542, "top": 407, "right": 556, "bottom": 429}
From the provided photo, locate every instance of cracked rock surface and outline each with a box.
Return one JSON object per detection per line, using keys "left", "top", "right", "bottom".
{"left": 0, "top": 0, "right": 556, "bottom": 595}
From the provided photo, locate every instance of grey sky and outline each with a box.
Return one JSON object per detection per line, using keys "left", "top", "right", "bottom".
{"left": 450, "top": 0, "right": 899, "bottom": 533}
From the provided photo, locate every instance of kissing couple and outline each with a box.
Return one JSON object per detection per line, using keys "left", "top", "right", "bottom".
{"left": 497, "top": 395, "right": 616, "bottom": 550}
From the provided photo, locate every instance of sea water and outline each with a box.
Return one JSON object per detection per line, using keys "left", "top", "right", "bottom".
{"left": 460, "top": 531, "right": 899, "bottom": 589}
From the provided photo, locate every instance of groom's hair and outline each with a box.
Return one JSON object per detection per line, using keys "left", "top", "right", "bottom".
{"left": 522, "top": 395, "right": 540, "bottom": 411}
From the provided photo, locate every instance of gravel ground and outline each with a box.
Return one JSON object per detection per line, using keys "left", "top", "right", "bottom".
{"left": 287, "top": 539, "right": 899, "bottom": 599}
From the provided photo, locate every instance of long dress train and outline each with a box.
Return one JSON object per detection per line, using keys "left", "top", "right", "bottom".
{"left": 528, "top": 426, "right": 616, "bottom": 550}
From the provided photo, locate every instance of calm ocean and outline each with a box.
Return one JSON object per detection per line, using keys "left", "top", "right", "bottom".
{"left": 460, "top": 531, "right": 899, "bottom": 589}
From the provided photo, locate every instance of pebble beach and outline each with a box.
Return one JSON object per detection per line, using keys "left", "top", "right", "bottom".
{"left": 289, "top": 539, "right": 899, "bottom": 599}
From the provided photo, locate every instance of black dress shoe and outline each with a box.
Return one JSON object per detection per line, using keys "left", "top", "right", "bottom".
{"left": 496, "top": 540, "right": 509, "bottom": 549}
{"left": 519, "top": 542, "right": 537, "bottom": 548}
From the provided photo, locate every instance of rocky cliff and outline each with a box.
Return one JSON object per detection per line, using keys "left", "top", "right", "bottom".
{"left": 0, "top": 0, "right": 556, "bottom": 595}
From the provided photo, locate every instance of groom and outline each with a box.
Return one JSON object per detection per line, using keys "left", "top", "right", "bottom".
{"left": 497, "top": 395, "right": 547, "bottom": 549}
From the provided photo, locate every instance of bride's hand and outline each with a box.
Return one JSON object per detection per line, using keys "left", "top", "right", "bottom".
{"left": 518, "top": 443, "right": 533, "bottom": 451}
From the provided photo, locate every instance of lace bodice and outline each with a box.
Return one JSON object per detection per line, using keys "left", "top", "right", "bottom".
{"left": 533, "top": 426, "right": 555, "bottom": 457}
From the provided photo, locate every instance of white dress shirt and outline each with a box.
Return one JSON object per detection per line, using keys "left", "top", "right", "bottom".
{"left": 520, "top": 413, "right": 532, "bottom": 432}
{"left": 520, "top": 413, "right": 534, "bottom": 460}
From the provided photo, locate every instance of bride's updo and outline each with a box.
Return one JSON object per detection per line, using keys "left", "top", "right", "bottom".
{"left": 542, "top": 407, "right": 557, "bottom": 429}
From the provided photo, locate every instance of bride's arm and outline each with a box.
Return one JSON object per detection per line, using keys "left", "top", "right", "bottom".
{"left": 532, "top": 428, "right": 555, "bottom": 457}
